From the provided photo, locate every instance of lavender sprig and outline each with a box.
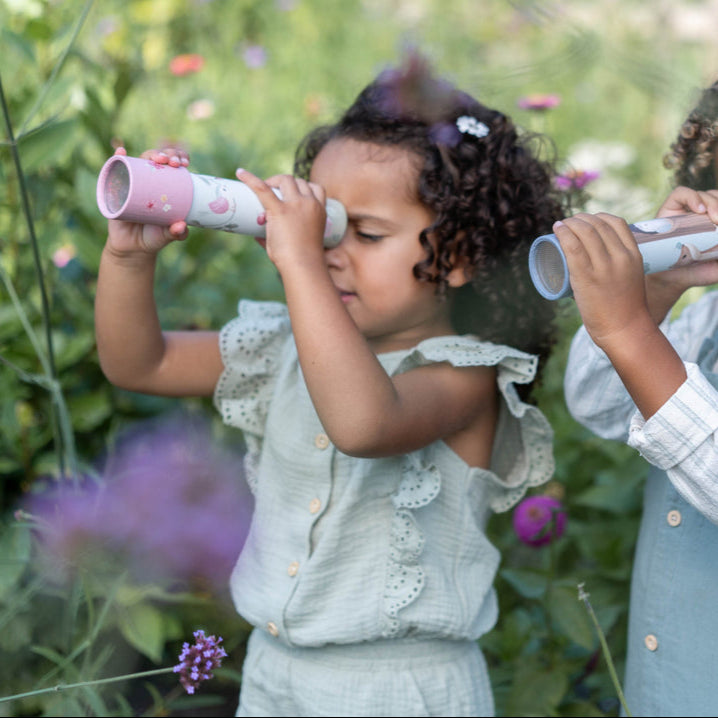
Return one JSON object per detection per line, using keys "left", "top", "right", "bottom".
{"left": 0, "top": 629, "right": 227, "bottom": 704}
{"left": 173, "top": 630, "right": 228, "bottom": 695}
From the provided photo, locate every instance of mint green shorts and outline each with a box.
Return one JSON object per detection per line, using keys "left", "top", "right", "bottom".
{"left": 236, "top": 628, "right": 494, "bottom": 717}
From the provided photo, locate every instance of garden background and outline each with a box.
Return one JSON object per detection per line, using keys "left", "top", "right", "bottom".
{"left": 2, "top": 0, "right": 718, "bottom": 715}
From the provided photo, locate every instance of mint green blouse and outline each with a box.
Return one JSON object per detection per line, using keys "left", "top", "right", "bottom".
{"left": 214, "top": 300, "right": 554, "bottom": 648}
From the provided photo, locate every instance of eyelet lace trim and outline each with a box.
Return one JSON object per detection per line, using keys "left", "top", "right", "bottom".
{"left": 381, "top": 452, "right": 440, "bottom": 638}
{"left": 213, "top": 301, "right": 291, "bottom": 493}
{"left": 384, "top": 336, "right": 554, "bottom": 513}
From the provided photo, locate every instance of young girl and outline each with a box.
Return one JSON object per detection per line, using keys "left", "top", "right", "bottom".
{"left": 95, "top": 59, "right": 566, "bottom": 717}
{"left": 560, "top": 79, "right": 718, "bottom": 717}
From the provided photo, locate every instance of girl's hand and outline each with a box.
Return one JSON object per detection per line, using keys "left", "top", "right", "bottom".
{"left": 105, "top": 146, "right": 189, "bottom": 258}
{"left": 234, "top": 168, "right": 327, "bottom": 270}
{"left": 648, "top": 186, "right": 718, "bottom": 297}
{"left": 554, "top": 212, "right": 651, "bottom": 350}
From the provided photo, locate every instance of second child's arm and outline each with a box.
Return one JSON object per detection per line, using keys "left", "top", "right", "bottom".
{"left": 556, "top": 189, "right": 718, "bottom": 420}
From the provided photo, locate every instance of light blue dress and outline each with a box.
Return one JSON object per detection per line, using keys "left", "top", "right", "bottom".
{"left": 214, "top": 300, "right": 555, "bottom": 717}
{"left": 565, "top": 291, "right": 718, "bottom": 717}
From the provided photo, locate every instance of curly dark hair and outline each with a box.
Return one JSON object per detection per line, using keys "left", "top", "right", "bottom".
{"left": 663, "top": 80, "right": 718, "bottom": 190}
{"left": 294, "top": 56, "right": 569, "bottom": 397}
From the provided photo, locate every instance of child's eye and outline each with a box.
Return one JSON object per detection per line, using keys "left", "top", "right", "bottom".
{"left": 356, "top": 231, "right": 384, "bottom": 242}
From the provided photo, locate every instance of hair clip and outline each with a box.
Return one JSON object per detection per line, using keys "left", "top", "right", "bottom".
{"left": 456, "top": 115, "right": 489, "bottom": 138}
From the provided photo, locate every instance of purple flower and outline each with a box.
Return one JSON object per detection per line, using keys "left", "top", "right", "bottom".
{"left": 517, "top": 93, "right": 561, "bottom": 111}
{"left": 173, "top": 629, "right": 227, "bottom": 694}
{"left": 374, "top": 50, "right": 459, "bottom": 125}
{"left": 242, "top": 44, "right": 267, "bottom": 69}
{"left": 26, "top": 413, "right": 252, "bottom": 588}
{"left": 513, "top": 495, "right": 567, "bottom": 547}
{"left": 554, "top": 169, "right": 600, "bottom": 191}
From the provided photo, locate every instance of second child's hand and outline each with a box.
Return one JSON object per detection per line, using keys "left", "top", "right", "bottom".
{"left": 555, "top": 211, "right": 686, "bottom": 420}
{"left": 645, "top": 187, "right": 718, "bottom": 321}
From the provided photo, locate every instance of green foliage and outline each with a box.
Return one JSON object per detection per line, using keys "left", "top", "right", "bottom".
{"left": 1, "top": 0, "right": 715, "bottom": 714}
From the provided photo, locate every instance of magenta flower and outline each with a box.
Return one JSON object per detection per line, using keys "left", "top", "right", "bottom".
{"left": 513, "top": 495, "right": 567, "bottom": 547}
{"left": 517, "top": 93, "right": 561, "bottom": 111}
{"left": 173, "top": 629, "right": 227, "bottom": 695}
{"left": 555, "top": 169, "right": 600, "bottom": 191}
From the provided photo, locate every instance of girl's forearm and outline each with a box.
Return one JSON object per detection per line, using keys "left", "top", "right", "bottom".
{"left": 94, "top": 247, "right": 167, "bottom": 390}
{"left": 599, "top": 319, "right": 687, "bottom": 420}
{"left": 281, "top": 263, "right": 403, "bottom": 455}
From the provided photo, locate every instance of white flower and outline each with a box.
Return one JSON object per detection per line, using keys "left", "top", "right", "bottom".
{"left": 456, "top": 115, "right": 489, "bottom": 138}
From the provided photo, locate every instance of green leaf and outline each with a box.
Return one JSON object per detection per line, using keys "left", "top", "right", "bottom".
{"left": 548, "top": 585, "right": 597, "bottom": 650}
{"left": 0, "top": 522, "right": 32, "bottom": 601}
{"left": 504, "top": 657, "right": 569, "bottom": 716}
{"left": 17, "top": 118, "right": 80, "bottom": 173}
{"left": 115, "top": 602, "right": 166, "bottom": 664}
{"left": 67, "top": 390, "right": 112, "bottom": 432}
{"left": 500, "top": 568, "right": 547, "bottom": 599}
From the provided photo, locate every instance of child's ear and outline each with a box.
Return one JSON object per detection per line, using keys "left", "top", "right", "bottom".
{"left": 447, "top": 256, "right": 472, "bottom": 288}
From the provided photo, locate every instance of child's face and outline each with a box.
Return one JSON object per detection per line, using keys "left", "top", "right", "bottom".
{"left": 310, "top": 138, "right": 455, "bottom": 353}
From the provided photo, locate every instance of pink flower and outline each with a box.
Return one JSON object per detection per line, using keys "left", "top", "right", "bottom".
{"left": 186, "top": 98, "right": 215, "bottom": 121}
{"left": 513, "top": 495, "right": 567, "bottom": 547}
{"left": 169, "top": 54, "right": 205, "bottom": 76}
{"left": 517, "top": 93, "right": 561, "bottom": 111}
{"left": 52, "top": 245, "right": 76, "bottom": 268}
{"left": 555, "top": 169, "right": 600, "bottom": 191}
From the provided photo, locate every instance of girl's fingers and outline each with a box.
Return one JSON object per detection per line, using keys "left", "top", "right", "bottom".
{"left": 592, "top": 212, "right": 641, "bottom": 255}
{"left": 697, "top": 190, "right": 718, "bottom": 225}
{"left": 657, "top": 186, "right": 707, "bottom": 217}
{"left": 168, "top": 220, "right": 188, "bottom": 239}
{"left": 236, "top": 168, "right": 284, "bottom": 209}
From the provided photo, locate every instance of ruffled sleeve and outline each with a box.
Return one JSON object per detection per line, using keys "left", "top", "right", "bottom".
{"left": 213, "top": 300, "right": 292, "bottom": 491}
{"left": 383, "top": 335, "right": 554, "bottom": 512}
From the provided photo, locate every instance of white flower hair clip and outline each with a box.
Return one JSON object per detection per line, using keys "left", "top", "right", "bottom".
{"left": 456, "top": 115, "right": 489, "bottom": 138}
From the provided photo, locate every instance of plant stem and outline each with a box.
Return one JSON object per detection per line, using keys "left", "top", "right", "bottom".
{"left": 0, "top": 667, "right": 175, "bottom": 704}
{"left": 0, "top": 72, "right": 66, "bottom": 477}
{"left": 578, "top": 582, "right": 632, "bottom": 717}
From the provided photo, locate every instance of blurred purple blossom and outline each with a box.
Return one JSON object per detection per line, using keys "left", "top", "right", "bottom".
{"left": 375, "top": 50, "right": 459, "bottom": 124}
{"left": 517, "top": 93, "right": 561, "bottom": 111}
{"left": 26, "top": 414, "right": 252, "bottom": 588}
{"left": 428, "top": 121, "right": 462, "bottom": 147}
{"left": 513, "top": 495, "right": 567, "bottom": 547}
{"left": 555, "top": 169, "right": 601, "bottom": 191}
{"left": 242, "top": 44, "right": 267, "bottom": 69}
{"left": 174, "top": 629, "right": 227, "bottom": 694}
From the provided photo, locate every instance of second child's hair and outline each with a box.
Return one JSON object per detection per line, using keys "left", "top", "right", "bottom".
{"left": 664, "top": 80, "right": 718, "bottom": 190}
{"left": 294, "top": 55, "right": 568, "bottom": 395}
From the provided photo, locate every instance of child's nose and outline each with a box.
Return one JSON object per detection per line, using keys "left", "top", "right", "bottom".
{"left": 324, "top": 236, "right": 348, "bottom": 267}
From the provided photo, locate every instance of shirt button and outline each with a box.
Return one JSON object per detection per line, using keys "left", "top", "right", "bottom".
{"left": 267, "top": 621, "right": 279, "bottom": 637}
{"left": 314, "top": 433, "right": 330, "bottom": 449}
{"left": 287, "top": 561, "right": 299, "bottom": 577}
{"left": 644, "top": 634, "right": 658, "bottom": 651}
{"left": 309, "top": 497, "right": 322, "bottom": 514}
{"left": 667, "top": 510, "right": 682, "bottom": 527}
